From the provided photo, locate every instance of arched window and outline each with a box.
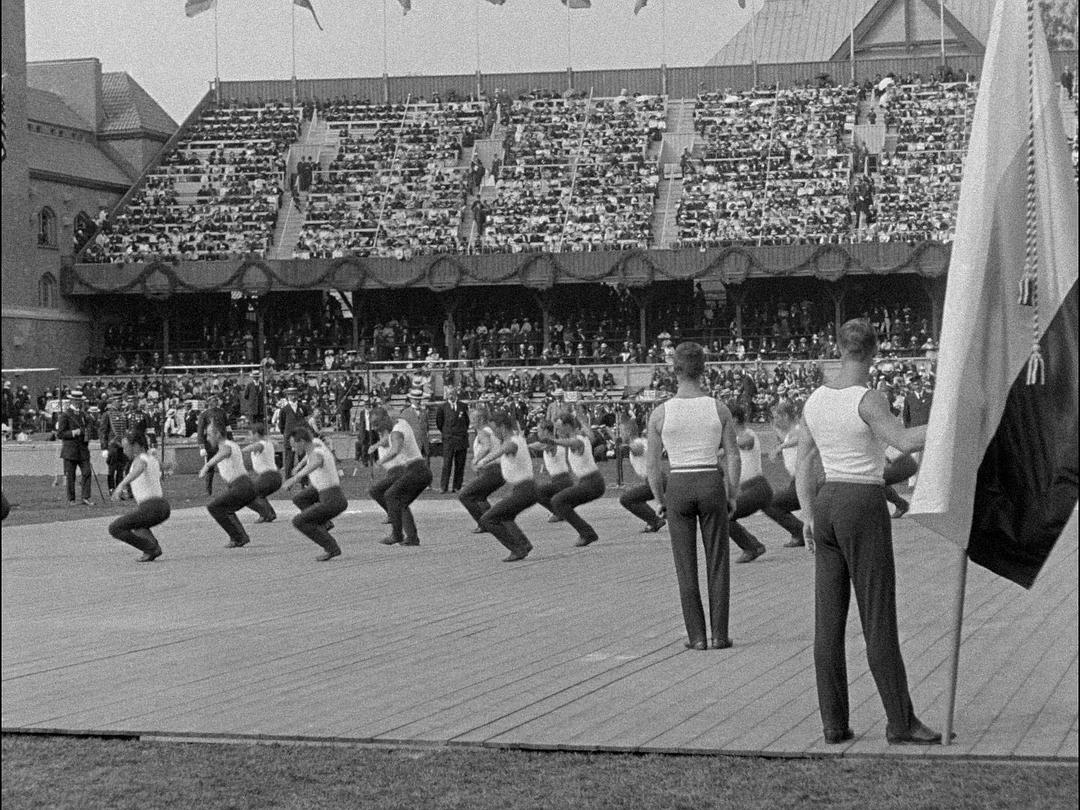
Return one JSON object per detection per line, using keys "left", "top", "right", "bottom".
{"left": 38, "top": 273, "right": 57, "bottom": 309}
{"left": 74, "top": 211, "right": 94, "bottom": 251}
{"left": 37, "top": 206, "right": 57, "bottom": 248}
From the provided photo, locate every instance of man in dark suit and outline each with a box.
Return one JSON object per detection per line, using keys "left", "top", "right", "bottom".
{"left": 277, "top": 386, "right": 306, "bottom": 477}
{"left": 240, "top": 372, "right": 264, "bottom": 424}
{"left": 99, "top": 394, "right": 130, "bottom": 496}
{"left": 435, "top": 385, "right": 470, "bottom": 493}
{"left": 902, "top": 376, "right": 932, "bottom": 428}
{"left": 57, "top": 390, "right": 94, "bottom": 505}
{"left": 197, "top": 394, "right": 228, "bottom": 496}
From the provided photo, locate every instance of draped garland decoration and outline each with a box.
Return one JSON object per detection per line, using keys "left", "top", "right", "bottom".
{"left": 63, "top": 241, "right": 951, "bottom": 299}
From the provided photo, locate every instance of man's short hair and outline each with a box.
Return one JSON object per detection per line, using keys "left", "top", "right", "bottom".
{"left": 288, "top": 425, "right": 315, "bottom": 444}
{"left": 837, "top": 319, "right": 879, "bottom": 363}
{"left": 673, "top": 342, "right": 706, "bottom": 380}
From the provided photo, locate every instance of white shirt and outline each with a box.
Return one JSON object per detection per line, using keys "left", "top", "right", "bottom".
{"left": 500, "top": 435, "right": 533, "bottom": 484}
{"left": 567, "top": 433, "right": 599, "bottom": 477}
{"left": 803, "top": 386, "right": 886, "bottom": 485}
{"left": 251, "top": 438, "right": 277, "bottom": 474}
{"left": 214, "top": 440, "right": 247, "bottom": 483}
{"left": 473, "top": 425, "right": 496, "bottom": 460}
{"left": 781, "top": 429, "right": 799, "bottom": 477}
{"left": 130, "top": 452, "right": 163, "bottom": 502}
{"left": 628, "top": 438, "right": 648, "bottom": 478}
{"left": 307, "top": 444, "right": 340, "bottom": 490}
{"left": 542, "top": 444, "right": 570, "bottom": 476}
{"left": 738, "top": 430, "right": 763, "bottom": 481}
{"left": 384, "top": 418, "right": 422, "bottom": 469}
{"left": 661, "top": 396, "right": 723, "bottom": 471}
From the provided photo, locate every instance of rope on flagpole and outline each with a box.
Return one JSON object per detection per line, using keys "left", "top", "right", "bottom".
{"left": 1019, "top": 0, "right": 1045, "bottom": 385}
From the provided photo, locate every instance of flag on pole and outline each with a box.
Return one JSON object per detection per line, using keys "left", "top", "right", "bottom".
{"left": 185, "top": 0, "right": 216, "bottom": 17}
{"left": 398, "top": 0, "right": 412, "bottom": 14}
{"left": 561, "top": 0, "right": 591, "bottom": 8}
{"left": 485, "top": 0, "right": 507, "bottom": 5}
{"left": 910, "top": 0, "right": 1078, "bottom": 589}
{"left": 294, "top": 0, "right": 324, "bottom": 29}
{"left": 634, "top": 0, "right": 648, "bottom": 14}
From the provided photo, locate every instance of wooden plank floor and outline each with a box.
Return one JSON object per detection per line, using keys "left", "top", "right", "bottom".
{"left": 2, "top": 497, "right": 1076, "bottom": 760}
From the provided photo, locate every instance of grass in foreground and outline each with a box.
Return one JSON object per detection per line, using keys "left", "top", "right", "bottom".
{"left": 2, "top": 735, "right": 1076, "bottom": 810}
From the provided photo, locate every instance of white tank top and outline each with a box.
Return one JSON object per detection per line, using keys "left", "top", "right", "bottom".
{"left": 251, "top": 438, "right": 277, "bottom": 474}
{"left": 628, "top": 438, "right": 648, "bottom": 478}
{"left": 473, "top": 426, "right": 495, "bottom": 460}
{"left": 803, "top": 386, "right": 886, "bottom": 485}
{"left": 542, "top": 444, "right": 570, "bottom": 476}
{"left": 384, "top": 419, "right": 422, "bottom": 469}
{"left": 661, "top": 397, "right": 724, "bottom": 470}
{"left": 738, "top": 431, "right": 763, "bottom": 480}
{"left": 781, "top": 429, "right": 799, "bottom": 476}
{"left": 130, "top": 452, "right": 163, "bottom": 502}
{"left": 215, "top": 440, "right": 247, "bottom": 483}
{"left": 567, "top": 433, "right": 599, "bottom": 477}
{"left": 307, "top": 444, "right": 340, "bottom": 490}
{"left": 500, "top": 434, "right": 533, "bottom": 484}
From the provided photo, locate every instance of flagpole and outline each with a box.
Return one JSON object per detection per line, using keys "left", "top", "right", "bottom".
{"left": 566, "top": 0, "right": 572, "bottom": 91}
{"left": 849, "top": 0, "right": 856, "bottom": 84}
{"left": 213, "top": 0, "right": 221, "bottom": 104}
{"left": 942, "top": 548, "right": 968, "bottom": 746}
{"left": 939, "top": 0, "right": 947, "bottom": 70}
{"left": 660, "top": 0, "right": 667, "bottom": 70}
{"left": 751, "top": 9, "right": 758, "bottom": 88}
{"left": 291, "top": 0, "right": 297, "bottom": 108}
{"left": 475, "top": 0, "right": 482, "bottom": 101}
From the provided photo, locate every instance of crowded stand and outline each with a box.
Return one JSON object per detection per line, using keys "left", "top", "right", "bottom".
{"left": 869, "top": 78, "right": 978, "bottom": 242}
{"left": 82, "top": 101, "right": 299, "bottom": 262}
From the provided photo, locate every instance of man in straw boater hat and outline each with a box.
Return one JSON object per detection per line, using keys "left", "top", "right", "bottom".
{"left": 277, "top": 385, "right": 307, "bottom": 478}
{"left": 57, "top": 390, "right": 94, "bottom": 506}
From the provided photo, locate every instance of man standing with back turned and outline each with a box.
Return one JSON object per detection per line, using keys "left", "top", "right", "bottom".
{"left": 797, "top": 319, "right": 944, "bottom": 746}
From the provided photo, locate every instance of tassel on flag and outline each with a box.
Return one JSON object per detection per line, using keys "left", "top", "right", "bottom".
{"left": 185, "top": 0, "right": 216, "bottom": 17}
{"left": 294, "top": 0, "right": 324, "bottom": 29}
{"left": 398, "top": 0, "right": 412, "bottom": 14}
{"left": 635, "top": 0, "right": 648, "bottom": 14}
{"left": 910, "top": 0, "right": 1078, "bottom": 589}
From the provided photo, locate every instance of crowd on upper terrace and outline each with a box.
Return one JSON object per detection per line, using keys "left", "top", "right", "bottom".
{"left": 81, "top": 101, "right": 299, "bottom": 262}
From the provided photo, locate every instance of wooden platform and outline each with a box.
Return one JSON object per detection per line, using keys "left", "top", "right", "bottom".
{"left": 2, "top": 497, "right": 1076, "bottom": 760}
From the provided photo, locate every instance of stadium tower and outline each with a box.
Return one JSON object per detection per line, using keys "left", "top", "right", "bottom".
{"left": 1, "top": 0, "right": 175, "bottom": 374}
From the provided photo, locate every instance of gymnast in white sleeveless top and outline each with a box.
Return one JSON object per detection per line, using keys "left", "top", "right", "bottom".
{"left": 645, "top": 341, "right": 741, "bottom": 651}
{"left": 474, "top": 408, "right": 537, "bottom": 562}
{"left": 617, "top": 416, "right": 666, "bottom": 533}
{"left": 369, "top": 409, "right": 433, "bottom": 546}
{"left": 283, "top": 424, "right": 349, "bottom": 561}
{"left": 458, "top": 403, "right": 506, "bottom": 535}
{"left": 200, "top": 420, "right": 258, "bottom": 549}
{"left": 243, "top": 422, "right": 281, "bottom": 524}
{"left": 530, "top": 420, "right": 574, "bottom": 523}
{"left": 547, "top": 409, "right": 606, "bottom": 547}
{"left": 108, "top": 430, "right": 170, "bottom": 562}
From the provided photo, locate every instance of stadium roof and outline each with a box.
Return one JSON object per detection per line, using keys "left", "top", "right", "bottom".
{"left": 26, "top": 87, "right": 94, "bottom": 133}
{"left": 27, "top": 134, "right": 132, "bottom": 189}
{"left": 101, "top": 72, "right": 177, "bottom": 139}
{"left": 709, "top": 0, "right": 992, "bottom": 66}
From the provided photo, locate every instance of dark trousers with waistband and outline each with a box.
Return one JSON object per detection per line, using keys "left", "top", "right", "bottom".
{"left": 479, "top": 479, "right": 538, "bottom": 556}
{"left": 812, "top": 481, "right": 916, "bottom": 737}
{"left": 459, "top": 464, "right": 505, "bottom": 525}
{"left": 248, "top": 470, "right": 282, "bottom": 521}
{"left": 537, "top": 472, "right": 574, "bottom": 513}
{"left": 666, "top": 469, "right": 730, "bottom": 645}
{"left": 109, "top": 497, "right": 170, "bottom": 553}
{"left": 550, "top": 471, "right": 606, "bottom": 543}
{"left": 207, "top": 476, "right": 257, "bottom": 546}
{"left": 762, "top": 478, "right": 807, "bottom": 541}
{"left": 370, "top": 460, "right": 432, "bottom": 543}
{"left": 293, "top": 485, "right": 348, "bottom": 553}
{"left": 729, "top": 475, "right": 773, "bottom": 553}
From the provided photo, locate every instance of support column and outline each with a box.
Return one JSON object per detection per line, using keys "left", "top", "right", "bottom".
{"left": 161, "top": 308, "right": 170, "bottom": 357}
{"left": 256, "top": 301, "right": 266, "bottom": 361}
{"left": 351, "top": 304, "right": 360, "bottom": 352}
{"left": 921, "top": 275, "right": 946, "bottom": 341}
{"left": 531, "top": 290, "right": 553, "bottom": 350}
{"left": 726, "top": 284, "right": 747, "bottom": 339}
{"left": 439, "top": 290, "right": 460, "bottom": 361}
{"left": 826, "top": 281, "right": 847, "bottom": 342}
{"left": 626, "top": 286, "right": 653, "bottom": 350}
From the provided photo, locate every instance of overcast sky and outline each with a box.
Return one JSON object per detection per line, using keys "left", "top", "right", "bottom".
{"left": 25, "top": 0, "right": 759, "bottom": 123}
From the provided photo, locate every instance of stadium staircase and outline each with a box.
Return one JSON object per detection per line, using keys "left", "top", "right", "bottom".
{"left": 459, "top": 122, "right": 507, "bottom": 249}
{"left": 270, "top": 110, "right": 340, "bottom": 259}
{"left": 651, "top": 98, "right": 697, "bottom": 249}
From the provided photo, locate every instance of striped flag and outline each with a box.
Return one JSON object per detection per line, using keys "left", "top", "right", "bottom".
{"left": 561, "top": 0, "right": 591, "bottom": 8}
{"left": 635, "top": 0, "right": 648, "bottom": 13}
{"left": 185, "top": 0, "right": 216, "bottom": 17}
{"left": 294, "top": 0, "right": 324, "bottom": 29}
{"left": 910, "top": 0, "right": 1078, "bottom": 589}
{"left": 398, "top": 0, "right": 412, "bottom": 14}
{"left": 485, "top": 0, "right": 507, "bottom": 5}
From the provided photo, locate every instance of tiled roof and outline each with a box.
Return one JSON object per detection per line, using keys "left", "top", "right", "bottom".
{"left": 709, "top": 0, "right": 991, "bottom": 67}
{"left": 25, "top": 87, "right": 94, "bottom": 132}
{"left": 28, "top": 134, "right": 132, "bottom": 188}
{"left": 100, "top": 72, "right": 177, "bottom": 138}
